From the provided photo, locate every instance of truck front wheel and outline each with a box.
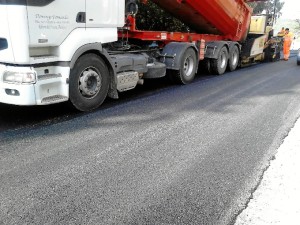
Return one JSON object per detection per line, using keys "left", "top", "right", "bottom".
{"left": 69, "top": 53, "right": 109, "bottom": 111}
{"left": 211, "top": 46, "right": 228, "bottom": 75}
{"left": 171, "top": 47, "right": 197, "bottom": 84}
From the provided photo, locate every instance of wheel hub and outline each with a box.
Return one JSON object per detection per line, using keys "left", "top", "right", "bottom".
{"left": 79, "top": 68, "right": 102, "bottom": 98}
{"left": 184, "top": 56, "right": 195, "bottom": 77}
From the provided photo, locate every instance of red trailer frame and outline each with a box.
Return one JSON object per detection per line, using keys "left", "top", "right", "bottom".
{"left": 119, "top": 15, "right": 224, "bottom": 43}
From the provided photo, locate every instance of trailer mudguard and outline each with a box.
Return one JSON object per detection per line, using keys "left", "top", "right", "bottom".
{"left": 204, "top": 41, "right": 229, "bottom": 59}
{"left": 228, "top": 42, "right": 241, "bottom": 55}
{"left": 161, "top": 42, "right": 198, "bottom": 70}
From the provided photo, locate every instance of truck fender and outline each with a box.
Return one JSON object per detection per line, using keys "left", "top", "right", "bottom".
{"left": 204, "top": 41, "right": 229, "bottom": 59}
{"left": 70, "top": 43, "right": 119, "bottom": 99}
{"left": 228, "top": 42, "right": 241, "bottom": 55}
{"left": 70, "top": 43, "right": 104, "bottom": 69}
{"left": 161, "top": 42, "right": 199, "bottom": 71}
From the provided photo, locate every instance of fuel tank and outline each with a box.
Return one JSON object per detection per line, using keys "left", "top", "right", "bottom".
{"left": 150, "top": 0, "right": 253, "bottom": 42}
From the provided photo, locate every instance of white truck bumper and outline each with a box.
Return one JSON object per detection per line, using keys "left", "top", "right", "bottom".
{"left": 0, "top": 64, "right": 37, "bottom": 105}
{"left": 0, "top": 64, "right": 69, "bottom": 106}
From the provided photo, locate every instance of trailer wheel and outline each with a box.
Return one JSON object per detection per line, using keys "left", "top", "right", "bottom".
{"left": 228, "top": 45, "right": 239, "bottom": 72}
{"left": 69, "top": 53, "right": 109, "bottom": 111}
{"left": 200, "top": 59, "right": 212, "bottom": 74}
{"left": 171, "top": 47, "right": 197, "bottom": 84}
{"left": 211, "top": 46, "right": 228, "bottom": 75}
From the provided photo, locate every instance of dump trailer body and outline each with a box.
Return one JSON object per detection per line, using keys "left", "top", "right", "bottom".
{"left": 150, "top": 0, "right": 252, "bottom": 42}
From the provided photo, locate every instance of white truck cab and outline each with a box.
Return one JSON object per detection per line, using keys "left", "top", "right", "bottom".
{"left": 0, "top": 0, "right": 125, "bottom": 110}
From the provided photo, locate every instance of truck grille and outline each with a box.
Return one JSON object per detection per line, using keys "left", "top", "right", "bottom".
{"left": 0, "top": 38, "right": 8, "bottom": 51}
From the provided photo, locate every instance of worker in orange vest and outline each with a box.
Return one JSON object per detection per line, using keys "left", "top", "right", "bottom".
{"left": 283, "top": 28, "right": 293, "bottom": 61}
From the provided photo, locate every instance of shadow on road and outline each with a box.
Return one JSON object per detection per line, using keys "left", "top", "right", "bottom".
{"left": 0, "top": 51, "right": 298, "bottom": 134}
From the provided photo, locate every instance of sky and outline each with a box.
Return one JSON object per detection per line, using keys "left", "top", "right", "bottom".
{"left": 276, "top": 0, "right": 300, "bottom": 38}
{"left": 280, "top": 0, "right": 300, "bottom": 20}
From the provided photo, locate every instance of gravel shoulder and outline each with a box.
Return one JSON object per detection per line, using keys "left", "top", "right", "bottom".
{"left": 235, "top": 116, "right": 300, "bottom": 225}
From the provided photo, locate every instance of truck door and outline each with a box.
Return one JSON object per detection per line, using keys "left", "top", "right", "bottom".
{"left": 86, "top": 0, "right": 124, "bottom": 28}
{"left": 27, "top": 0, "right": 86, "bottom": 46}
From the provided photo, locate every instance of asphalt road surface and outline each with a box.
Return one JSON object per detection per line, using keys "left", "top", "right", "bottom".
{"left": 1, "top": 56, "right": 300, "bottom": 225}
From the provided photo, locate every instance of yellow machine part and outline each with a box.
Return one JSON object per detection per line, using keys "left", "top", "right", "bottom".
{"left": 249, "top": 16, "right": 267, "bottom": 34}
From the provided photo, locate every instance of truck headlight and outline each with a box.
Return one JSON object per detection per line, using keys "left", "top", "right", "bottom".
{"left": 3, "top": 71, "right": 36, "bottom": 84}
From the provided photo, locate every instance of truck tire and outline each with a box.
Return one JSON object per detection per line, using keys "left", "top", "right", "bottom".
{"left": 228, "top": 45, "right": 239, "bottom": 72}
{"left": 200, "top": 59, "right": 212, "bottom": 74}
{"left": 211, "top": 46, "right": 228, "bottom": 75}
{"left": 171, "top": 47, "right": 197, "bottom": 84}
{"left": 69, "top": 53, "right": 109, "bottom": 111}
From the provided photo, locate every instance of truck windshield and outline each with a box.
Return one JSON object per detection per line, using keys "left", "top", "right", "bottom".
{"left": 0, "top": 38, "right": 8, "bottom": 51}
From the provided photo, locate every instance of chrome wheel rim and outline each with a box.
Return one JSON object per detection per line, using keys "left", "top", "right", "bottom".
{"left": 184, "top": 55, "right": 195, "bottom": 77}
{"left": 220, "top": 51, "right": 227, "bottom": 69}
{"left": 79, "top": 67, "right": 102, "bottom": 98}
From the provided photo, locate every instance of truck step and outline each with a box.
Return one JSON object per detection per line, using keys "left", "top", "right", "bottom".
{"left": 38, "top": 73, "right": 62, "bottom": 81}
{"left": 41, "top": 95, "right": 68, "bottom": 104}
{"left": 116, "top": 71, "right": 139, "bottom": 92}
